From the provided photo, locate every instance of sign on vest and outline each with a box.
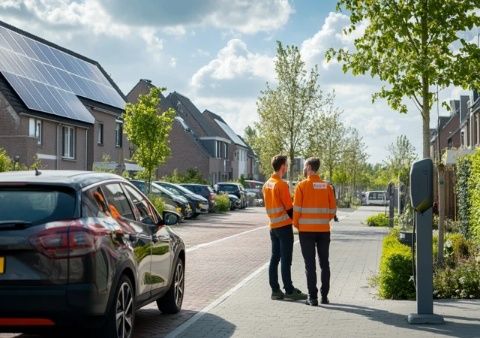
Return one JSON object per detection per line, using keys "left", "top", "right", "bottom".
{"left": 313, "top": 182, "right": 327, "bottom": 190}
{"left": 265, "top": 181, "right": 276, "bottom": 190}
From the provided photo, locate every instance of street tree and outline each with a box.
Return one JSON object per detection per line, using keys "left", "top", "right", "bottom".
{"left": 256, "top": 42, "right": 324, "bottom": 186}
{"left": 327, "top": 0, "right": 480, "bottom": 158}
{"left": 385, "top": 134, "right": 418, "bottom": 183}
{"left": 124, "top": 87, "right": 176, "bottom": 190}
{"left": 342, "top": 129, "right": 368, "bottom": 202}
{"left": 306, "top": 98, "right": 346, "bottom": 182}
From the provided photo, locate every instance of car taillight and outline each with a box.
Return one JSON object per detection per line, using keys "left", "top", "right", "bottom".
{"left": 30, "top": 222, "right": 104, "bottom": 259}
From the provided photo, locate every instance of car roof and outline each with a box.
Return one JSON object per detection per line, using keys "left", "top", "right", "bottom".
{"left": 0, "top": 170, "right": 125, "bottom": 190}
{"left": 216, "top": 182, "right": 239, "bottom": 185}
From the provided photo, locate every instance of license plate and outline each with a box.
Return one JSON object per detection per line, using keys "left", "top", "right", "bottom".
{"left": 0, "top": 257, "right": 4, "bottom": 274}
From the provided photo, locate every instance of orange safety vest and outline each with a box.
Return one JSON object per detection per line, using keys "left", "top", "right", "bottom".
{"left": 293, "top": 175, "right": 336, "bottom": 232}
{"left": 262, "top": 173, "right": 293, "bottom": 229}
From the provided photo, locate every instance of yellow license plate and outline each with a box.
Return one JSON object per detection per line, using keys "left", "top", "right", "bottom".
{"left": 0, "top": 257, "right": 4, "bottom": 274}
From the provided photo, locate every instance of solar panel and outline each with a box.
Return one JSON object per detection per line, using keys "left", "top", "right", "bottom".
{"left": 215, "top": 119, "right": 248, "bottom": 147}
{"left": 0, "top": 24, "right": 124, "bottom": 124}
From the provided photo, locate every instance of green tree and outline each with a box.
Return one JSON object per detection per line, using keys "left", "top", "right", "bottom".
{"left": 256, "top": 42, "right": 324, "bottom": 186}
{"left": 385, "top": 135, "right": 418, "bottom": 184}
{"left": 305, "top": 98, "right": 346, "bottom": 181}
{"left": 124, "top": 87, "right": 175, "bottom": 190}
{"left": 327, "top": 0, "right": 480, "bottom": 158}
{"left": 342, "top": 129, "right": 368, "bottom": 203}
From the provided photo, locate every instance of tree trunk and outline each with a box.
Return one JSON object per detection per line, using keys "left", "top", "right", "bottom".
{"left": 289, "top": 148, "right": 295, "bottom": 192}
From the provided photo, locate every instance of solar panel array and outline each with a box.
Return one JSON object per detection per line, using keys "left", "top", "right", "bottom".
{"left": 0, "top": 24, "right": 125, "bottom": 124}
{"left": 215, "top": 119, "right": 248, "bottom": 147}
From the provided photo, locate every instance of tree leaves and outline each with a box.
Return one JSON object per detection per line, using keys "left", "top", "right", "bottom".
{"left": 124, "top": 87, "right": 176, "bottom": 184}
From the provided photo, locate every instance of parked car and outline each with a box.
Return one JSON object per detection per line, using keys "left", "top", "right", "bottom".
{"left": 227, "top": 193, "right": 241, "bottom": 210}
{"left": 214, "top": 182, "right": 247, "bottom": 209}
{"left": 155, "top": 182, "right": 209, "bottom": 217}
{"left": 180, "top": 183, "right": 216, "bottom": 212}
{"left": 0, "top": 170, "right": 185, "bottom": 337}
{"left": 362, "top": 191, "right": 388, "bottom": 206}
{"left": 244, "top": 180, "right": 264, "bottom": 206}
{"left": 130, "top": 180, "right": 193, "bottom": 220}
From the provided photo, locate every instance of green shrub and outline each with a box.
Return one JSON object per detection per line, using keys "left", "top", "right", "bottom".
{"left": 457, "top": 155, "right": 471, "bottom": 237}
{"left": 367, "top": 213, "right": 389, "bottom": 227}
{"left": 444, "top": 233, "right": 471, "bottom": 267}
{"left": 0, "top": 148, "right": 12, "bottom": 172}
{"left": 214, "top": 194, "right": 230, "bottom": 213}
{"left": 378, "top": 230, "right": 415, "bottom": 299}
{"left": 162, "top": 168, "right": 207, "bottom": 184}
{"left": 148, "top": 194, "right": 165, "bottom": 215}
{"left": 434, "top": 259, "right": 480, "bottom": 299}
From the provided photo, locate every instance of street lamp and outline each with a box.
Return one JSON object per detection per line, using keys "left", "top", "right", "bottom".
{"left": 13, "top": 155, "right": 20, "bottom": 171}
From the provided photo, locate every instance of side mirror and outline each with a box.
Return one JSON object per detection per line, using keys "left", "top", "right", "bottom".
{"left": 163, "top": 212, "right": 179, "bottom": 226}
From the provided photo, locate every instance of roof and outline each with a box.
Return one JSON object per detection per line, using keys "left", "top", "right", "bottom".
{"left": 203, "top": 109, "right": 247, "bottom": 147}
{"left": 0, "top": 20, "right": 125, "bottom": 124}
{"left": 126, "top": 79, "right": 165, "bottom": 104}
{"left": 0, "top": 170, "right": 124, "bottom": 190}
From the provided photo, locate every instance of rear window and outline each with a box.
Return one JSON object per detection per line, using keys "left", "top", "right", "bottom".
{"left": 0, "top": 186, "right": 76, "bottom": 225}
{"left": 218, "top": 184, "right": 238, "bottom": 193}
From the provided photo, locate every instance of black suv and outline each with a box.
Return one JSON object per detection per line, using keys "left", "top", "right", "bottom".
{"left": 0, "top": 171, "right": 185, "bottom": 338}
{"left": 214, "top": 182, "right": 247, "bottom": 209}
{"left": 155, "top": 181, "right": 209, "bottom": 217}
{"left": 180, "top": 184, "right": 216, "bottom": 212}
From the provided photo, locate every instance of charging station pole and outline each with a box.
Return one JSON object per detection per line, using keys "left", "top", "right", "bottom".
{"left": 408, "top": 159, "right": 444, "bottom": 325}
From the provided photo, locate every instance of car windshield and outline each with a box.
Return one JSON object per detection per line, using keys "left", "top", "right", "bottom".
{"left": 218, "top": 184, "right": 238, "bottom": 193}
{"left": 0, "top": 186, "right": 76, "bottom": 225}
{"left": 166, "top": 183, "right": 194, "bottom": 195}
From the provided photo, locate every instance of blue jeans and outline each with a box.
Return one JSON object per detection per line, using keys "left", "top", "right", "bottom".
{"left": 269, "top": 225, "right": 294, "bottom": 294}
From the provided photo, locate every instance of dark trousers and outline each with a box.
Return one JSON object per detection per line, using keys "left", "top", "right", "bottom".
{"left": 269, "top": 225, "right": 294, "bottom": 294}
{"left": 299, "top": 232, "right": 331, "bottom": 299}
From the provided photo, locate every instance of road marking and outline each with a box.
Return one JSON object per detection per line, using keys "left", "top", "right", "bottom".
{"left": 186, "top": 225, "right": 268, "bottom": 253}
{"left": 167, "top": 240, "right": 300, "bottom": 338}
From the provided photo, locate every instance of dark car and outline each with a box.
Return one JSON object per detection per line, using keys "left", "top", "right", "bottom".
{"left": 214, "top": 182, "right": 247, "bottom": 209}
{"left": 130, "top": 180, "right": 193, "bottom": 220}
{"left": 155, "top": 182, "right": 209, "bottom": 217}
{"left": 180, "top": 184, "right": 216, "bottom": 212}
{"left": 0, "top": 171, "right": 185, "bottom": 338}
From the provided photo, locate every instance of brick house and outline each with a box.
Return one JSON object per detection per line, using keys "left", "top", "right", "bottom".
{"left": 0, "top": 20, "right": 128, "bottom": 171}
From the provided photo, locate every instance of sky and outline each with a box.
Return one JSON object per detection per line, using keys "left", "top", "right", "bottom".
{"left": 0, "top": 0, "right": 475, "bottom": 163}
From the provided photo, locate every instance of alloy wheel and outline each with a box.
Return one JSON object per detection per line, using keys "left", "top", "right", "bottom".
{"left": 174, "top": 262, "right": 184, "bottom": 307}
{"left": 116, "top": 281, "right": 134, "bottom": 338}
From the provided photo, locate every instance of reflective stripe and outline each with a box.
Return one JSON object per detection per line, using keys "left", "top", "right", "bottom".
{"left": 298, "top": 218, "right": 330, "bottom": 225}
{"left": 293, "top": 206, "right": 302, "bottom": 212}
{"left": 266, "top": 207, "right": 285, "bottom": 215}
{"left": 270, "top": 214, "right": 289, "bottom": 224}
{"left": 294, "top": 207, "right": 337, "bottom": 214}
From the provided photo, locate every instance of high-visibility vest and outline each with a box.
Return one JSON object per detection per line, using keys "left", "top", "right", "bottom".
{"left": 293, "top": 175, "right": 336, "bottom": 232}
{"left": 262, "top": 173, "right": 293, "bottom": 229}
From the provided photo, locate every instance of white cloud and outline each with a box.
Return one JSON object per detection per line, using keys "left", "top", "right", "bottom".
{"left": 191, "top": 39, "right": 274, "bottom": 90}
{"left": 169, "top": 57, "right": 177, "bottom": 68}
{"left": 95, "top": 0, "right": 293, "bottom": 34}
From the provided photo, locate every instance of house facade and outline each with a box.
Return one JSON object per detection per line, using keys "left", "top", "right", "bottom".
{"left": 0, "top": 20, "right": 127, "bottom": 171}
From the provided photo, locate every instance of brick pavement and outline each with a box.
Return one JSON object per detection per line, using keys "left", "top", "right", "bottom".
{"left": 173, "top": 207, "right": 480, "bottom": 338}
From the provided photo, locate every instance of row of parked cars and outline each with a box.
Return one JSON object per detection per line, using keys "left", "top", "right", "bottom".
{"left": 129, "top": 180, "right": 264, "bottom": 223}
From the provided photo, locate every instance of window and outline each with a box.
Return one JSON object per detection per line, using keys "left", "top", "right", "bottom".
{"left": 82, "top": 187, "right": 109, "bottom": 218}
{"left": 224, "top": 143, "right": 228, "bottom": 159}
{"left": 29, "top": 118, "right": 42, "bottom": 145}
{"left": 97, "top": 123, "right": 104, "bottom": 145}
{"left": 124, "top": 185, "right": 158, "bottom": 225}
{"left": 102, "top": 183, "right": 135, "bottom": 220}
{"left": 115, "top": 122, "right": 123, "bottom": 147}
{"left": 216, "top": 141, "right": 221, "bottom": 158}
{"left": 62, "top": 126, "right": 75, "bottom": 159}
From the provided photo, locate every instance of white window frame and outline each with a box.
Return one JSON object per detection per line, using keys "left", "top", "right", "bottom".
{"left": 115, "top": 121, "right": 123, "bottom": 148}
{"left": 29, "top": 118, "right": 42, "bottom": 145}
{"left": 62, "top": 126, "right": 75, "bottom": 159}
{"left": 97, "top": 122, "right": 104, "bottom": 145}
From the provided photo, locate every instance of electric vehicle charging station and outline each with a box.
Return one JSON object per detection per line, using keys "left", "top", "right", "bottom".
{"left": 408, "top": 158, "right": 444, "bottom": 324}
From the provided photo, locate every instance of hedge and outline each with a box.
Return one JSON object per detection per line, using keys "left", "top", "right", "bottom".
{"left": 456, "top": 149, "right": 480, "bottom": 243}
{"left": 378, "top": 229, "right": 415, "bottom": 299}
{"left": 367, "top": 213, "right": 389, "bottom": 227}
{"left": 214, "top": 194, "right": 230, "bottom": 213}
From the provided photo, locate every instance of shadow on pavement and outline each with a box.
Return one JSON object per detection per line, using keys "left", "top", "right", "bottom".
{"left": 323, "top": 303, "right": 480, "bottom": 338}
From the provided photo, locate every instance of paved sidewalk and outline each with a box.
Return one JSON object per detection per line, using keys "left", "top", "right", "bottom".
{"left": 172, "top": 207, "right": 480, "bottom": 338}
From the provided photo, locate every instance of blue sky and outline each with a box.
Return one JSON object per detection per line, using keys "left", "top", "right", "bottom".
{"left": 0, "top": 0, "right": 472, "bottom": 163}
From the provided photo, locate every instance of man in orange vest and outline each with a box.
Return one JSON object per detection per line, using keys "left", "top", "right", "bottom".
{"left": 263, "top": 155, "right": 307, "bottom": 301}
{"left": 293, "top": 157, "right": 336, "bottom": 306}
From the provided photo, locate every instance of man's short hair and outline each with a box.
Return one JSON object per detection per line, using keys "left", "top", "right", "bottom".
{"left": 271, "top": 155, "right": 288, "bottom": 172}
{"left": 305, "top": 157, "right": 320, "bottom": 172}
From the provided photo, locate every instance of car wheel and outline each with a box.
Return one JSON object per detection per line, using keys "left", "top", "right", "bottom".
{"left": 157, "top": 259, "right": 184, "bottom": 314}
{"left": 191, "top": 213, "right": 199, "bottom": 219}
{"left": 102, "top": 275, "right": 135, "bottom": 338}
